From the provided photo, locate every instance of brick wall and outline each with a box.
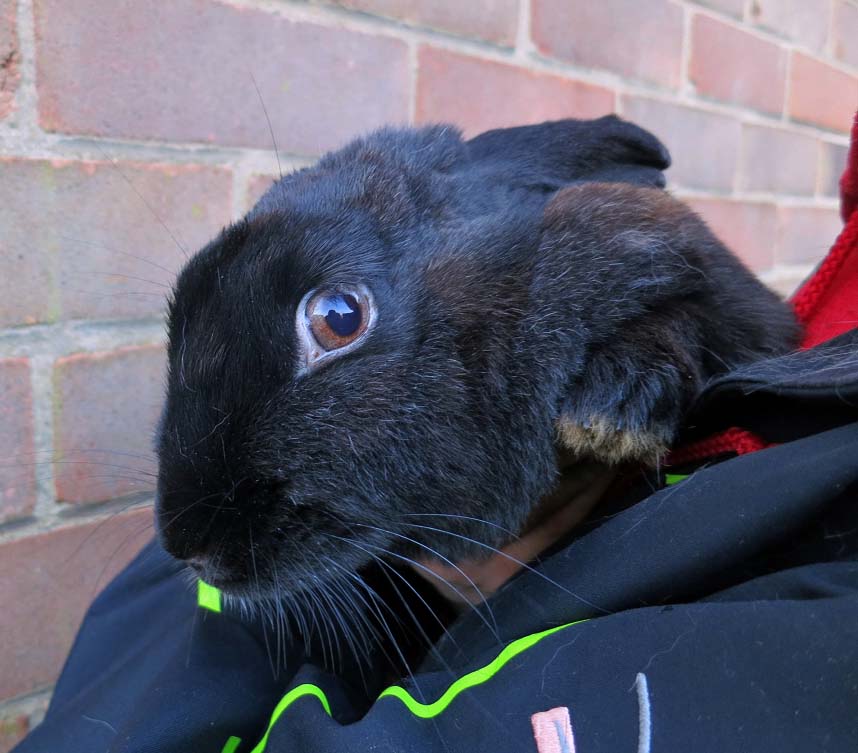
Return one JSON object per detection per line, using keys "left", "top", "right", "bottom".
{"left": 0, "top": 0, "right": 855, "bottom": 747}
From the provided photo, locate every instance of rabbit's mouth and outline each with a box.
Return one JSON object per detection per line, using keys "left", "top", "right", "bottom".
{"left": 161, "top": 495, "right": 395, "bottom": 601}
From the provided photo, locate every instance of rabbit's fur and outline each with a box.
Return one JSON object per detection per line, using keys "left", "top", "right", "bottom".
{"left": 155, "top": 116, "right": 798, "bottom": 598}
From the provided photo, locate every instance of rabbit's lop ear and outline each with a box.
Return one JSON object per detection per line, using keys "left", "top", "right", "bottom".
{"left": 527, "top": 182, "right": 795, "bottom": 466}
{"left": 466, "top": 115, "right": 672, "bottom": 190}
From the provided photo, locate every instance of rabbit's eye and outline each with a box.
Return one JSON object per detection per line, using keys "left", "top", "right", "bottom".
{"left": 297, "top": 286, "right": 375, "bottom": 371}
{"left": 305, "top": 290, "right": 370, "bottom": 353}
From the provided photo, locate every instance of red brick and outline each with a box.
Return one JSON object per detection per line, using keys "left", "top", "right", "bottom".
{"left": 53, "top": 346, "right": 164, "bottom": 505}
{"left": 777, "top": 206, "right": 843, "bottom": 265}
{"left": 416, "top": 47, "right": 614, "bottom": 137}
{"left": 0, "top": 0, "right": 18, "bottom": 120}
{"left": 0, "top": 359, "right": 36, "bottom": 525}
{"left": 688, "top": 0, "right": 745, "bottom": 18}
{"left": 333, "top": 0, "right": 519, "bottom": 46}
{"left": 622, "top": 96, "right": 741, "bottom": 191}
{"left": 246, "top": 174, "right": 278, "bottom": 212}
{"left": 0, "top": 507, "right": 152, "bottom": 701}
{"left": 686, "top": 198, "right": 778, "bottom": 271}
{"left": 0, "top": 158, "right": 231, "bottom": 326}
{"left": 0, "top": 713, "right": 28, "bottom": 753}
{"left": 690, "top": 15, "right": 787, "bottom": 116}
{"left": 749, "top": 0, "right": 831, "bottom": 53}
{"left": 739, "top": 124, "right": 818, "bottom": 195}
{"left": 818, "top": 141, "right": 850, "bottom": 197}
{"left": 788, "top": 53, "right": 858, "bottom": 133}
{"left": 832, "top": 1, "right": 858, "bottom": 70}
{"left": 34, "top": 0, "right": 408, "bottom": 154}
{"left": 531, "top": 0, "right": 683, "bottom": 89}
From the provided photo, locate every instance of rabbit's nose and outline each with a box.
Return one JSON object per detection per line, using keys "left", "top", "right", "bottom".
{"left": 185, "top": 554, "right": 208, "bottom": 573}
{"left": 161, "top": 531, "right": 213, "bottom": 567}
{"left": 183, "top": 550, "right": 237, "bottom": 589}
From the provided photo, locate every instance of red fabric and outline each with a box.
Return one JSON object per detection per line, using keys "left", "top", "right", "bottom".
{"left": 791, "top": 110, "right": 858, "bottom": 349}
{"left": 666, "top": 110, "right": 858, "bottom": 468}
{"left": 840, "top": 112, "right": 858, "bottom": 224}
{"left": 665, "top": 427, "right": 770, "bottom": 467}
{"left": 791, "top": 212, "right": 858, "bottom": 349}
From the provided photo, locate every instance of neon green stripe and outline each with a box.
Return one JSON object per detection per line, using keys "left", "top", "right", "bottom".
{"left": 665, "top": 473, "right": 689, "bottom": 486}
{"left": 197, "top": 580, "right": 222, "bottom": 613}
{"left": 249, "top": 684, "right": 332, "bottom": 753}
{"left": 377, "top": 621, "right": 578, "bottom": 717}
{"left": 220, "top": 736, "right": 241, "bottom": 753}
{"left": 246, "top": 619, "right": 586, "bottom": 752}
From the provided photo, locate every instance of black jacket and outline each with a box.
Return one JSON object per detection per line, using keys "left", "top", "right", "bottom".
{"left": 14, "top": 328, "right": 858, "bottom": 753}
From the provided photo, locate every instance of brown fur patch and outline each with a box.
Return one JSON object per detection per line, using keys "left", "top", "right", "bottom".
{"left": 544, "top": 182, "right": 694, "bottom": 230}
{"left": 555, "top": 416, "right": 667, "bottom": 466}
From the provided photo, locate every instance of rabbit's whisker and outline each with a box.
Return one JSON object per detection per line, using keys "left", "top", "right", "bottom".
{"left": 400, "top": 522, "right": 612, "bottom": 616}
{"left": 59, "top": 498, "right": 153, "bottom": 572}
{"left": 249, "top": 71, "right": 283, "bottom": 181}
{"left": 89, "top": 142, "right": 190, "bottom": 259}
{"left": 399, "top": 512, "right": 520, "bottom": 540}
{"left": 0, "top": 459, "right": 158, "bottom": 478}
{"left": 247, "top": 522, "right": 279, "bottom": 678}
{"left": 327, "top": 543, "right": 458, "bottom": 753}
{"left": 56, "top": 234, "right": 179, "bottom": 277}
{"left": 323, "top": 555, "right": 398, "bottom": 678}
{"left": 349, "top": 522, "right": 501, "bottom": 640}
{"left": 324, "top": 532, "right": 500, "bottom": 644}
{"left": 63, "top": 269, "right": 172, "bottom": 289}
{"left": 89, "top": 518, "right": 155, "bottom": 600}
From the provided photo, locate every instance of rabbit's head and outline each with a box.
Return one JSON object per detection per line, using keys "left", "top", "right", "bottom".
{"left": 154, "top": 117, "right": 796, "bottom": 599}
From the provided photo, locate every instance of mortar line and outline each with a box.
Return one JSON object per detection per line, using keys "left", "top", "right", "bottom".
{"left": 782, "top": 45, "right": 795, "bottom": 126}
{"left": 28, "top": 354, "right": 61, "bottom": 517}
{"left": 679, "top": 2, "right": 694, "bottom": 99}
{"left": 0, "top": 318, "right": 167, "bottom": 359}
{"left": 11, "top": 0, "right": 39, "bottom": 137}
{"left": 407, "top": 39, "right": 418, "bottom": 124}
{"left": 0, "top": 50, "right": 851, "bottom": 159}
{"left": 2, "top": 0, "right": 852, "bottom": 156}
{"left": 0, "top": 494, "right": 154, "bottom": 545}
{"left": 514, "top": 0, "right": 534, "bottom": 61}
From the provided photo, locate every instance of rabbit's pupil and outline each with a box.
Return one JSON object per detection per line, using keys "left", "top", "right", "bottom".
{"left": 323, "top": 294, "right": 361, "bottom": 336}
{"left": 305, "top": 290, "right": 371, "bottom": 355}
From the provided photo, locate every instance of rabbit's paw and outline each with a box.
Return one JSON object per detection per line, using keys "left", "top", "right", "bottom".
{"left": 555, "top": 416, "right": 669, "bottom": 465}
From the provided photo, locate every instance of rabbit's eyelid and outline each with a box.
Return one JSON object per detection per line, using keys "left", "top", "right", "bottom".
{"left": 294, "top": 284, "right": 377, "bottom": 376}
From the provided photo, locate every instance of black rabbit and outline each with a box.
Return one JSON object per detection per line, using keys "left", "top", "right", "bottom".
{"left": 154, "top": 116, "right": 798, "bottom": 600}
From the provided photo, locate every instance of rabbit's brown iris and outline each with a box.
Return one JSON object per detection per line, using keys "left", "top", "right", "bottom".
{"left": 307, "top": 291, "right": 369, "bottom": 351}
